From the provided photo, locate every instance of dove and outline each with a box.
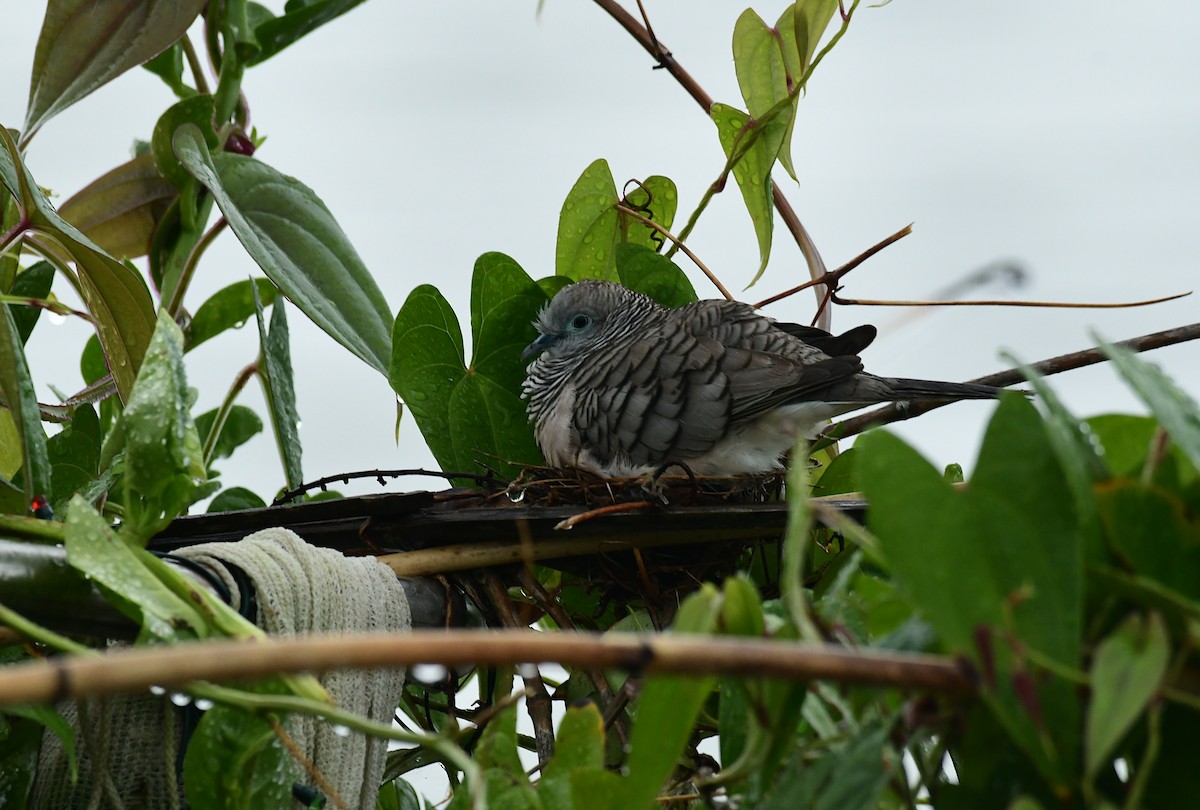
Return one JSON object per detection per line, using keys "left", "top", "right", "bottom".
{"left": 521, "top": 280, "right": 1005, "bottom": 477}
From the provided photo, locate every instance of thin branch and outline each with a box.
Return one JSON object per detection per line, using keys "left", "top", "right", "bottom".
{"left": 754, "top": 224, "right": 914, "bottom": 309}
{"left": 831, "top": 290, "right": 1190, "bottom": 309}
{"left": 166, "top": 217, "right": 227, "bottom": 318}
{"left": 0, "top": 630, "right": 976, "bottom": 707}
{"left": 615, "top": 203, "right": 732, "bottom": 300}
{"left": 828, "top": 321, "right": 1200, "bottom": 439}
{"left": 180, "top": 35, "right": 212, "bottom": 96}
{"left": 590, "top": 0, "right": 843, "bottom": 318}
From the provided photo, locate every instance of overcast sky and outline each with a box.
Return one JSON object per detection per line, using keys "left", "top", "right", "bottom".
{"left": 2, "top": 2, "right": 1198, "bottom": 502}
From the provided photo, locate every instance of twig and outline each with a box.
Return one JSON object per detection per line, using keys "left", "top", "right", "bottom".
{"left": 485, "top": 574, "right": 555, "bottom": 765}
{"left": 753, "top": 224, "right": 914, "bottom": 309}
{"left": 520, "top": 569, "right": 631, "bottom": 746}
{"left": 615, "top": 203, "right": 732, "bottom": 300}
{"left": 267, "top": 716, "right": 350, "bottom": 810}
{"left": 0, "top": 630, "right": 976, "bottom": 707}
{"left": 829, "top": 321, "right": 1200, "bottom": 439}
{"left": 554, "top": 500, "right": 656, "bottom": 531}
{"left": 831, "top": 290, "right": 1190, "bottom": 309}
{"left": 590, "top": 0, "right": 837, "bottom": 318}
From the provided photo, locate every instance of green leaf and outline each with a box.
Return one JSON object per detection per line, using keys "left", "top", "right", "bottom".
{"left": 254, "top": 289, "right": 303, "bottom": 490}
{"left": 183, "top": 704, "right": 298, "bottom": 810}
{"left": 760, "top": 723, "right": 892, "bottom": 810}
{"left": 23, "top": 0, "right": 208, "bottom": 140}
{"left": 187, "top": 278, "right": 280, "bottom": 351}
{"left": 1099, "top": 334, "right": 1200, "bottom": 470}
{"left": 793, "top": 0, "right": 840, "bottom": 73}
{"left": 64, "top": 495, "right": 205, "bottom": 639}
{"left": 196, "top": 404, "right": 263, "bottom": 462}
{"left": 58, "top": 150, "right": 176, "bottom": 260}
{"left": 207, "top": 486, "right": 267, "bottom": 512}
{"left": 614, "top": 244, "right": 697, "bottom": 309}
{"left": 47, "top": 404, "right": 101, "bottom": 511}
{"left": 538, "top": 703, "right": 606, "bottom": 810}
{"left": 7, "top": 703, "right": 78, "bottom": 785}
{"left": 1085, "top": 612, "right": 1169, "bottom": 778}
{"left": 619, "top": 175, "right": 678, "bottom": 251}
{"left": 390, "top": 254, "right": 547, "bottom": 481}
{"left": 621, "top": 586, "right": 722, "bottom": 806}
{"left": 0, "top": 711, "right": 44, "bottom": 803}
{"left": 0, "top": 304, "right": 51, "bottom": 504}
{"left": 173, "top": 124, "right": 393, "bottom": 374}
{"left": 711, "top": 104, "right": 783, "bottom": 287}
{"left": 856, "top": 394, "right": 1084, "bottom": 787}
{"left": 375, "top": 778, "right": 424, "bottom": 810}
{"left": 152, "top": 95, "right": 219, "bottom": 188}
{"left": 556, "top": 159, "right": 620, "bottom": 282}
{"left": 733, "top": 9, "right": 798, "bottom": 181}
{"left": 142, "top": 42, "right": 194, "bottom": 98}
{"left": 9, "top": 261, "right": 55, "bottom": 344}
{"left": 248, "top": 0, "right": 370, "bottom": 65}
{"left": 0, "top": 128, "right": 156, "bottom": 402}
{"left": 1096, "top": 481, "right": 1200, "bottom": 601}
{"left": 814, "top": 446, "right": 857, "bottom": 496}
{"left": 1003, "top": 356, "right": 1107, "bottom": 561}
{"left": 123, "top": 310, "right": 211, "bottom": 538}
{"left": 453, "top": 704, "right": 539, "bottom": 810}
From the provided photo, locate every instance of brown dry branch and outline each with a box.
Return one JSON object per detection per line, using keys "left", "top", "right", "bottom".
{"left": 830, "top": 321, "right": 1200, "bottom": 439}
{"left": 0, "top": 630, "right": 973, "bottom": 708}
{"left": 485, "top": 573, "right": 556, "bottom": 766}
{"left": 591, "top": 0, "right": 833, "bottom": 323}
{"left": 753, "top": 223, "right": 914, "bottom": 309}
{"left": 831, "top": 290, "right": 1190, "bottom": 309}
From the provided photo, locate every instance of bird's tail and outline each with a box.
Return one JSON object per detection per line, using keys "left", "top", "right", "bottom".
{"left": 881, "top": 377, "right": 1007, "bottom": 401}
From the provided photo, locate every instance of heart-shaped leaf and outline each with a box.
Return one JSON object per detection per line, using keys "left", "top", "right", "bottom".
{"left": 391, "top": 253, "right": 547, "bottom": 482}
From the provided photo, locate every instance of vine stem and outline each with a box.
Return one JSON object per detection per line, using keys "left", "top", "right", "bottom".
{"left": 166, "top": 217, "right": 227, "bottom": 318}
{"left": 592, "top": 0, "right": 858, "bottom": 326}
{"left": 201, "top": 361, "right": 259, "bottom": 466}
{"left": 0, "top": 629, "right": 975, "bottom": 707}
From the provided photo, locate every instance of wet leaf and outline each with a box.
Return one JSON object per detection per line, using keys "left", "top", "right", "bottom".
{"left": 615, "top": 243, "right": 697, "bottom": 309}
{"left": 174, "top": 124, "right": 393, "bottom": 374}
{"left": 183, "top": 704, "right": 297, "bottom": 810}
{"left": 64, "top": 495, "right": 205, "bottom": 639}
{"left": 254, "top": 288, "right": 302, "bottom": 490}
{"left": 711, "top": 104, "right": 784, "bottom": 287}
{"left": 187, "top": 278, "right": 279, "bottom": 351}
{"left": 556, "top": 159, "right": 620, "bottom": 282}
{"left": 122, "top": 311, "right": 211, "bottom": 539}
{"left": 619, "top": 175, "right": 678, "bottom": 251}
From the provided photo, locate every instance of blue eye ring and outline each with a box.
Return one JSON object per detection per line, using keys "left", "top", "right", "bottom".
{"left": 569, "top": 313, "right": 591, "bottom": 330}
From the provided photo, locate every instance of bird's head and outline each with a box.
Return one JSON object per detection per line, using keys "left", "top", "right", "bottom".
{"left": 522, "top": 280, "right": 651, "bottom": 360}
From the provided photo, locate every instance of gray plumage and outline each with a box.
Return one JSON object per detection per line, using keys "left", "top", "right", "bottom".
{"left": 522, "top": 280, "right": 1004, "bottom": 477}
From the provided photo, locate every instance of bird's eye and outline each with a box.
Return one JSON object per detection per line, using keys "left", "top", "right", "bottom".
{"left": 568, "top": 313, "right": 591, "bottom": 331}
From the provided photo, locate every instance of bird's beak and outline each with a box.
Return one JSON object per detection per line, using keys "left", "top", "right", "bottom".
{"left": 522, "top": 332, "right": 557, "bottom": 360}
